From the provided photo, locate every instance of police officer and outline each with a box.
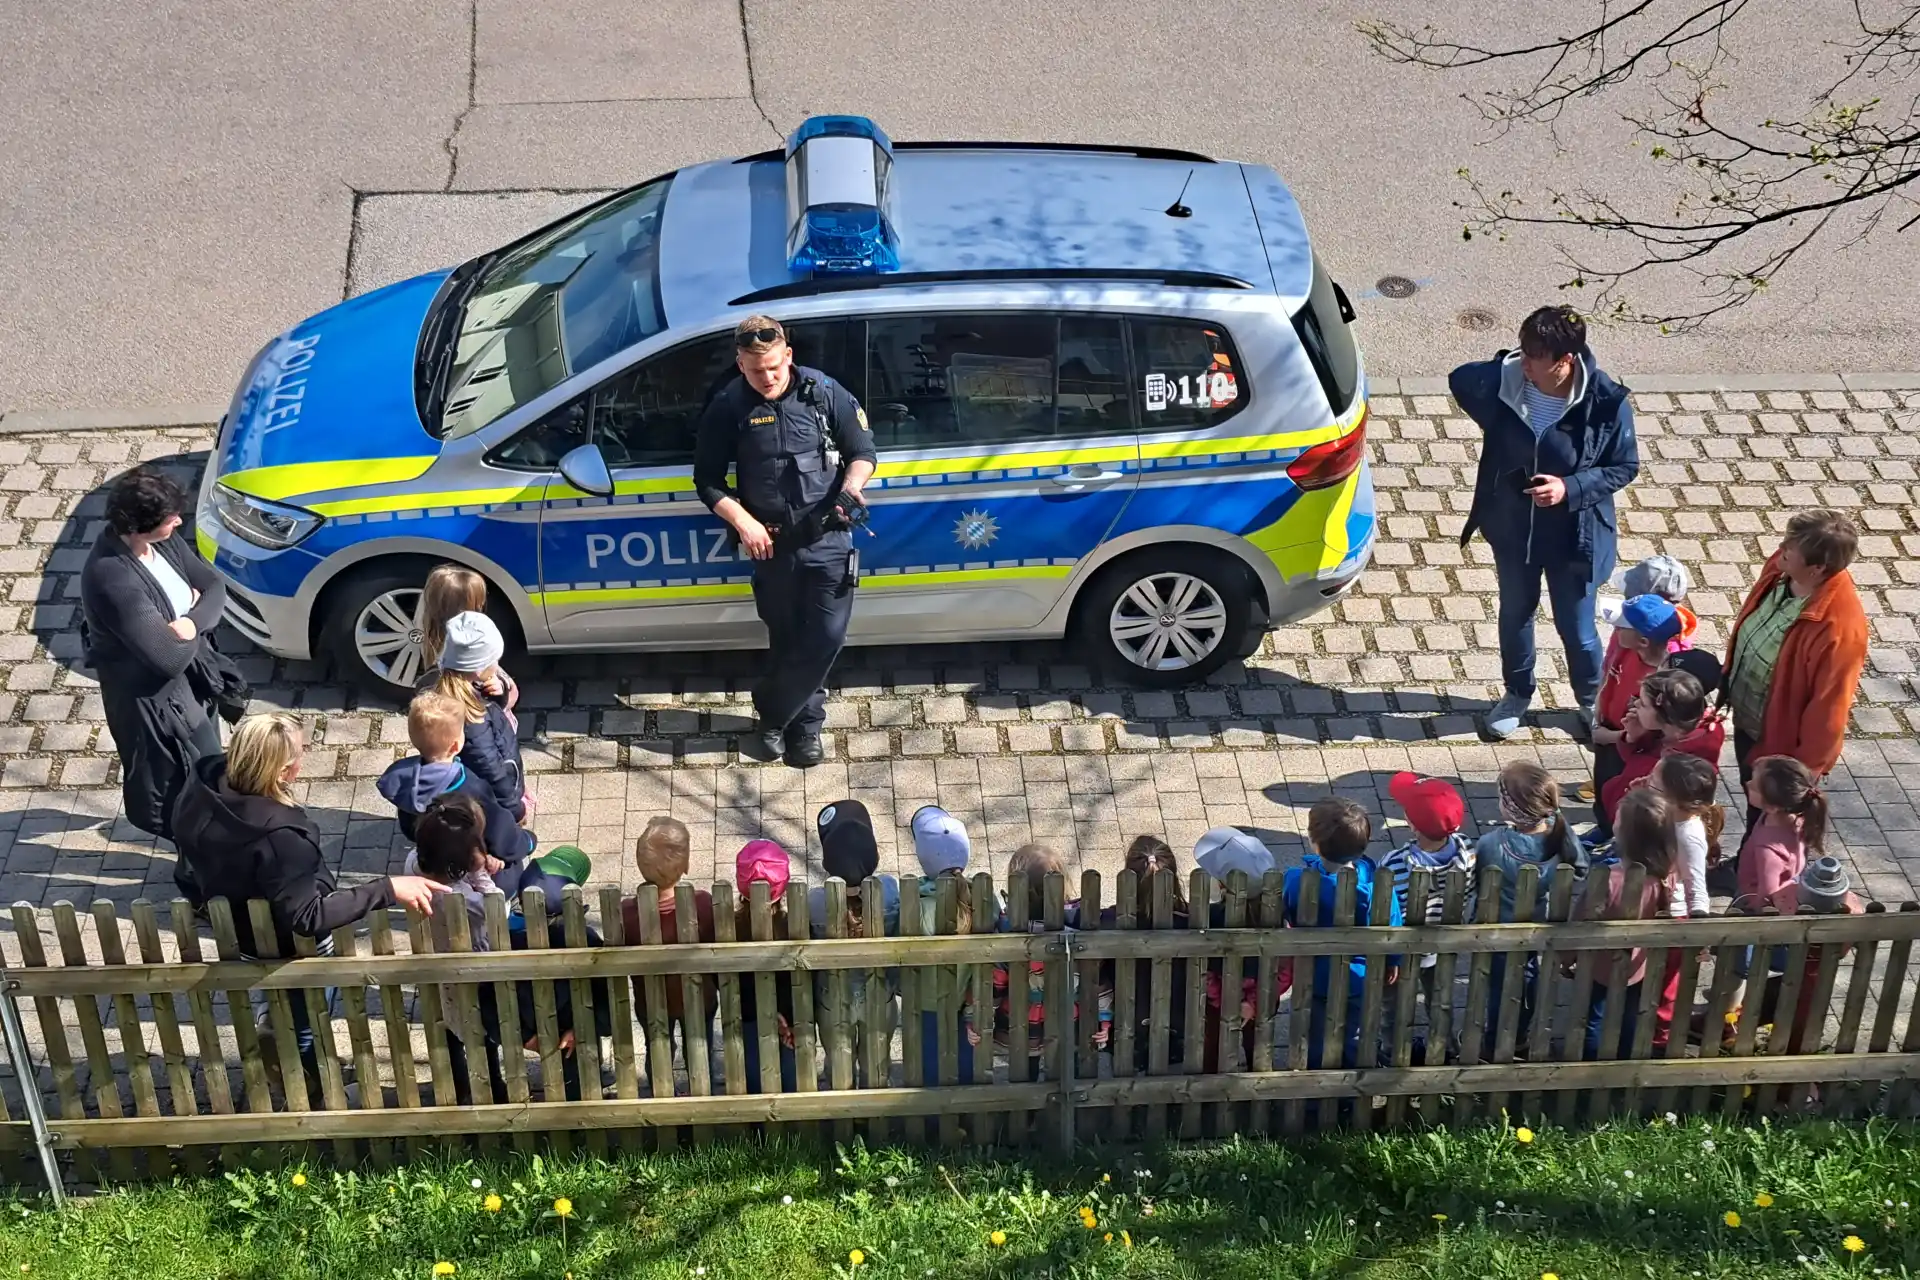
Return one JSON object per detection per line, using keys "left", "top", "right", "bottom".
{"left": 694, "top": 315, "right": 877, "bottom": 768}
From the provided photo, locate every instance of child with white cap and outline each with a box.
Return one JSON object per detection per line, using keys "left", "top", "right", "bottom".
{"left": 431, "top": 611, "right": 532, "bottom": 824}
{"left": 909, "top": 805, "right": 985, "bottom": 1084}
{"left": 1193, "top": 827, "right": 1291, "bottom": 1072}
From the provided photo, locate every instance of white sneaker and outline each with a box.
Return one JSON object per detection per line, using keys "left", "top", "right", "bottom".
{"left": 1486, "top": 692, "right": 1532, "bottom": 740}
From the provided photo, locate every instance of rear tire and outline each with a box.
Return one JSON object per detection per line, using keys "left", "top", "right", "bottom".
{"left": 1075, "top": 547, "right": 1253, "bottom": 688}
{"left": 319, "top": 561, "right": 520, "bottom": 702}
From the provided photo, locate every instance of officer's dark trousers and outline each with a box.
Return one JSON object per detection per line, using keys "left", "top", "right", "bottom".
{"left": 752, "top": 529, "right": 855, "bottom": 739}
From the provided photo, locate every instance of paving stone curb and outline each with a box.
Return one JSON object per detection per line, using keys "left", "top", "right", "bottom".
{"left": 0, "top": 405, "right": 226, "bottom": 435}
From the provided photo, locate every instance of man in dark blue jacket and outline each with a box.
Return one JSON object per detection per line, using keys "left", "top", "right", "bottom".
{"left": 1451, "top": 307, "right": 1639, "bottom": 739}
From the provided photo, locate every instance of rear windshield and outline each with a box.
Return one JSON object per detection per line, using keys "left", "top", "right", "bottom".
{"left": 1291, "top": 253, "right": 1359, "bottom": 415}
{"left": 438, "top": 177, "right": 673, "bottom": 438}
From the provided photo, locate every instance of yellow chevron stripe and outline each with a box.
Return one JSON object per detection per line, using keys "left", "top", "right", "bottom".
{"left": 195, "top": 527, "right": 216, "bottom": 563}
{"left": 222, "top": 456, "right": 438, "bottom": 503}
{"left": 861, "top": 565, "right": 1074, "bottom": 589}
{"left": 528, "top": 563, "right": 1075, "bottom": 606}
{"left": 530, "top": 582, "right": 756, "bottom": 606}
{"left": 1244, "top": 470, "right": 1362, "bottom": 580}
{"left": 309, "top": 483, "right": 547, "bottom": 518}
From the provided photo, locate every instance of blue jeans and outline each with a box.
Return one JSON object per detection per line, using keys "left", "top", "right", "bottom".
{"left": 1583, "top": 981, "right": 1643, "bottom": 1060}
{"left": 1493, "top": 549, "right": 1610, "bottom": 706}
{"left": 740, "top": 1023, "right": 799, "bottom": 1094}
{"left": 1304, "top": 992, "right": 1369, "bottom": 1070}
{"left": 1481, "top": 953, "right": 1540, "bottom": 1060}
{"left": 919, "top": 1009, "right": 976, "bottom": 1084}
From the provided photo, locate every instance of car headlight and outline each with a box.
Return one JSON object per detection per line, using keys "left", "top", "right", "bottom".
{"left": 210, "top": 484, "right": 324, "bottom": 549}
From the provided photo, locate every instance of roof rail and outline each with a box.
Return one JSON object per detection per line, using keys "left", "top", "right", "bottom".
{"left": 729, "top": 268, "right": 1255, "bottom": 307}
{"left": 733, "top": 140, "right": 1216, "bottom": 165}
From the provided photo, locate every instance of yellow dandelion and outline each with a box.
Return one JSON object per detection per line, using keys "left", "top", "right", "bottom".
{"left": 1754, "top": 1191, "right": 1774, "bottom": 1208}
{"left": 849, "top": 1249, "right": 865, "bottom": 1267}
{"left": 1122, "top": 1230, "right": 1132, "bottom": 1249}
{"left": 483, "top": 1194, "right": 502, "bottom": 1212}
{"left": 433, "top": 1264, "right": 456, "bottom": 1278}
{"left": 1843, "top": 1235, "right": 1867, "bottom": 1253}
{"left": 1104, "top": 1233, "right": 1113, "bottom": 1244}
{"left": 1515, "top": 1127, "right": 1535, "bottom": 1144}
{"left": 1724, "top": 1211, "right": 1742, "bottom": 1228}
{"left": 1432, "top": 1213, "right": 1448, "bottom": 1222}
{"left": 291, "top": 1172, "right": 307, "bottom": 1188}
{"left": 1542, "top": 1273, "right": 1559, "bottom": 1280}
{"left": 1084, "top": 1215, "right": 1099, "bottom": 1230}
{"left": 553, "top": 1197, "right": 573, "bottom": 1218}
{"left": 1102, "top": 1173, "right": 1112, "bottom": 1183}
{"left": 989, "top": 1230, "right": 1007, "bottom": 1247}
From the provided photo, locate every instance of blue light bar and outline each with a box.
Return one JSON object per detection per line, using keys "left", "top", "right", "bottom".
{"left": 784, "top": 114, "right": 900, "bottom": 276}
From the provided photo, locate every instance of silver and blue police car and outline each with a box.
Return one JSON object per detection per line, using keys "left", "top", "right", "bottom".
{"left": 199, "top": 115, "right": 1373, "bottom": 696}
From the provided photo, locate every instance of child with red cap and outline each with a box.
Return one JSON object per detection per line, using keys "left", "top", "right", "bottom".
{"left": 1382, "top": 773, "right": 1473, "bottom": 1039}
{"left": 1383, "top": 773, "right": 1472, "bottom": 925}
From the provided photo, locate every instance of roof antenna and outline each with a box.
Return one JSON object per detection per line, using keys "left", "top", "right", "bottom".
{"left": 1164, "top": 169, "right": 1195, "bottom": 219}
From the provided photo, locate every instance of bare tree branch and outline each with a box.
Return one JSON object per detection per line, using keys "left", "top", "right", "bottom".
{"left": 1361, "top": 1, "right": 1920, "bottom": 327}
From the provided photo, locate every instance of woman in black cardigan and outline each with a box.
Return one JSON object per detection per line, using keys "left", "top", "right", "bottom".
{"left": 80, "top": 468, "right": 227, "bottom": 841}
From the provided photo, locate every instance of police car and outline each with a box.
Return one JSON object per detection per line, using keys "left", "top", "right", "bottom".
{"left": 200, "top": 115, "right": 1373, "bottom": 696}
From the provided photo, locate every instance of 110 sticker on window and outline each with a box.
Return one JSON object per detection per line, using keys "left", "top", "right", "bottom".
{"left": 1144, "top": 370, "right": 1237, "bottom": 412}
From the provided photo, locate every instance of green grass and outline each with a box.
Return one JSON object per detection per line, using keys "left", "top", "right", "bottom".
{"left": 2, "top": 1118, "right": 1917, "bottom": 1278}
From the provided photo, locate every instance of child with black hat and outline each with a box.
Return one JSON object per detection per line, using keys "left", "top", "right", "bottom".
{"left": 808, "top": 799, "right": 902, "bottom": 1086}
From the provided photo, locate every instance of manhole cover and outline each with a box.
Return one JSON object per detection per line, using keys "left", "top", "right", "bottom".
{"left": 1375, "top": 275, "right": 1418, "bottom": 299}
{"left": 1457, "top": 308, "right": 1498, "bottom": 332}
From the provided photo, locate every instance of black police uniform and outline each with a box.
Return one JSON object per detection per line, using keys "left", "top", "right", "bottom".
{"left": 693, "top": 365, "right": 876, "bottom": 751}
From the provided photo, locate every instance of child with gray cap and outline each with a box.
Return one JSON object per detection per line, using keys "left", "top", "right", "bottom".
{"left": 1753, "top": 857, "right": 1862, "bottom": 1075}
{"left": 431, "top": 611, "right": 531, "bottom": 824}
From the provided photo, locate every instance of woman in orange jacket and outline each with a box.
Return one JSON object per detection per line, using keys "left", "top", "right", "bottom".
{"left": 1722, "top": 510, "right": 1868, "bottom": 833}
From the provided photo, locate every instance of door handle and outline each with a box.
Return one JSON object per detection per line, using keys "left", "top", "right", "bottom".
{"left": 1047, "top": 464, "right": 1125, "bottom": 492}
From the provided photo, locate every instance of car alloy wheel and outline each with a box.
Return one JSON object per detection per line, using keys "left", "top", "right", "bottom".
{"left": 353, "top": 587, "right": 429, "bottom": 689}
{"left": 1107, "top": 571, "right": 1229, "bottom": 672}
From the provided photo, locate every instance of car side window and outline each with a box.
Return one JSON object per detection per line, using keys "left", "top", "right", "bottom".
{"left": 1057, "top": 316, "right": 1133, "bottom": 433}
{"left": 591, "top": 333, "right": 734, "bottom": 469}
{"left": 1129, "top": 319, "right": 1246, "bottom": 431}
{"left": 866, "top": 313, "right": 1074, "bottom": 449}
{"left": 490, "top": 396, "right": 589, "bottom": 469}
{"left": 590, "top": 320, "right": 853, "bottom": 469}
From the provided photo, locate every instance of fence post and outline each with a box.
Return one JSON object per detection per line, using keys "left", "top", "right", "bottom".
{"left": 0, "top": 982, "right": 65, "bottom": 1208}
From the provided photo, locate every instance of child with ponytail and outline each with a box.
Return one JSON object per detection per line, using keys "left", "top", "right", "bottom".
{"left": 1737, "top": 756, "right": 1827, "bottom": 910}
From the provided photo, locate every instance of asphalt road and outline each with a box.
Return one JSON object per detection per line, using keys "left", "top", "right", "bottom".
{"left": 3, "top": 0, "right": 1913, "bottom": 413}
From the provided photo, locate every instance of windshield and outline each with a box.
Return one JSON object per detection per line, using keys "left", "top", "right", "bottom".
{"left": 436, "top": 177, "right": 673, "bottom": 438}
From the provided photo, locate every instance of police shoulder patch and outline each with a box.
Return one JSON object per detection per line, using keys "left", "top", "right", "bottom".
{"left": 856, "top": 406, "right": 869, "bottom": 432}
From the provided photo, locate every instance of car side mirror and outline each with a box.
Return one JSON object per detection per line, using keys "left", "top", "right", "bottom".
{"left": 557, "top": 443, "right": 614, "bottom": 497}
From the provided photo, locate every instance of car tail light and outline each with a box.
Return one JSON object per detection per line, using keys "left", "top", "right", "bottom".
{"left": 1285, "top": 408, "right": 1369, "bottom": 490}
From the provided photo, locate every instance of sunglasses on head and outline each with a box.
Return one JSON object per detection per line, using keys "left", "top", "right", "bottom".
{"left": 736, "top": 326, "right": 783, "bottom": 348}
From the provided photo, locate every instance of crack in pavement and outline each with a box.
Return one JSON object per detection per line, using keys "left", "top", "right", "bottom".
{"left": 443, "top": 0, "right": 479, "bottom": 191}
{"left": 737, "top": 0, "right": 783, "bottom": 142}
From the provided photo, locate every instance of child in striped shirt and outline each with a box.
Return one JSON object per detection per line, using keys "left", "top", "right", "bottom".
{"left": 1383, "top": 773, "right": 1472, "bottom": 1056}
{"left": 1383, "top": 772, "right": 1473, "bottom": 929}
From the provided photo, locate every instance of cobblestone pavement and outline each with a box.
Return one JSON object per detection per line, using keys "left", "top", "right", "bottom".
{"left": 2, "top": 382, "right": 1918, "bottom": 922}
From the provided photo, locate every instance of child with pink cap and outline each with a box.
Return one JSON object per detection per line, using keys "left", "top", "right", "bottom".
{"left": 732, "top": 840, "right": 800, "bottom": 1094}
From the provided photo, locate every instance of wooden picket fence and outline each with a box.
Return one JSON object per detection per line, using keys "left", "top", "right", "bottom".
{"left": 1, "top": 862, "right": 1918, "bottom": 1187}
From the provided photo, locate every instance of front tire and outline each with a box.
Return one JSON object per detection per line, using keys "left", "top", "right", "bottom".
{"left": 321, "top": 565, "right": 434, "bottom": 699}
{"left": 1075, "top": 547, "right": 1253, "bottom": 688}
{"left": 318, "top": 561, "right": 522, "bottom": 702}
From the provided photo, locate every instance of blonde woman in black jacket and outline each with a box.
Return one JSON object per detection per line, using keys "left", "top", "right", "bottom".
{"left": 79, "top": 468, "right": 226, "bottom": 840}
